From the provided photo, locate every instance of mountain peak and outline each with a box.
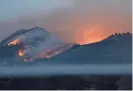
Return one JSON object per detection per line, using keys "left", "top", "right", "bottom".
{"left": 105, "top": 32, "right": 132, "bottom": 41}
{"left": 0, "top": 27, "right": 50, "bottom": 46}
{"left": 0, "top": 26, "right": 72, "bottom": 62}
{"left": 32, "top": 26, "right": 44, "bottom": 30}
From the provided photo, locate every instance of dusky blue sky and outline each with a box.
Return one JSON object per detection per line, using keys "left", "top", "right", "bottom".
{"left": 0, "top": 0, "right": 73, "bottom": 21}
{"left": 0, "top": 0, "right": 131, "bottom": 21}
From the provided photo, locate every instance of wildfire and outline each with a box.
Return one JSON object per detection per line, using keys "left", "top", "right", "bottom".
{"left": 16, "top": 47, "right": 68, "bottom": 61}
{"left": 40, "top": 52, "right": 46, "bottom": 58}
{"left": 7, "top": 37, "right": 71, "bottom": 61}
{"left": 8, "top": 39, "right": 20, "bottom": 46}
{"left": 40, "top": 51, "right": 52, "bottom": 59}
{"left": 39, "top": 49, "right": 59, "bottom": 59}
{"left": 18, "top": 49, "right": 25, "bottom": 57}
{"left": 76, "top": 27, "right": 107, "bottom": 45}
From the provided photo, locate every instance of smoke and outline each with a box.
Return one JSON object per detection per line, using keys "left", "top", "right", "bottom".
{"left": 24, "top": 34, "right": 68, "bottom": 58}
{"left": 15, "top": 27, "right": 69, "bottom": 59}
{"left": 0, "top": 0, "right": 131, "bottom": 44}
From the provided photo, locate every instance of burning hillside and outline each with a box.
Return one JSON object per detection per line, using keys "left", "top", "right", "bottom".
{"left": 0, "top": 27, "right": 73, "bottom": 62}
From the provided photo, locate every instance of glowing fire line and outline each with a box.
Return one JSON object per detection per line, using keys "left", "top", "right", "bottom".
{"left": 8, "top": 38, "right": 71, "bottom": 62}
{"left": 8, "top": 39, "right": 20, "bottom": 46}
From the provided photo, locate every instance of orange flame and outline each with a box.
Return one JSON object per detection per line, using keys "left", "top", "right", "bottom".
{"left": 18, "top": 49, "right": 25, "bottom": 57}
{"left": 8, "top": 39, "right": 20, "bottom": 46}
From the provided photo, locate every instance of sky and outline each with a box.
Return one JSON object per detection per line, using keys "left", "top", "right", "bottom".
{"left": 0, "top": 0, "right": 74, "bottom": 21}
{"left": 0, "top": 0, "right": 132, "bottom": 44}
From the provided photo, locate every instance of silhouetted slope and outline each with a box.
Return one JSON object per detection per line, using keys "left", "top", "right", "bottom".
{"left": 48, "top": 33, "right": 132, "bottom": 64}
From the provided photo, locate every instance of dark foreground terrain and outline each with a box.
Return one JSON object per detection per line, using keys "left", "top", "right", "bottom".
{"left": 0, "top": 75, "right": 132, "bottom": 90}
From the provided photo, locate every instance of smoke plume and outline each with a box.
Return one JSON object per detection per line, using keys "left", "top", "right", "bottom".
{"left": 0, "top": 0, "right": 131, "bottom": 44}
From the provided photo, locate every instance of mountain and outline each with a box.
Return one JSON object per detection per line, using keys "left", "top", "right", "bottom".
{"left": 0, "top": 26, "right": 49, "bottom": 60}
{"left": 0, "top": 27, "right": 48, "bottom": 52}
{"left": 0, "top": 26, "right": 50, "bottom": 47}
{"left": 0, "top": 27, "right": 131, "bottom": 65}
{"left": 44, "top": 32, "right": 132, "bottom": 64}
{"left": 0, "top": 27, "right": 72, "bottom": 64}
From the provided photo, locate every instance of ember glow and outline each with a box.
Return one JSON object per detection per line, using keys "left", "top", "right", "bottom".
{"left": 39, "top": 49, "right": 61, "bottom": 59}
{"left": 5, "top": 28, "right": 73, "bottom": 62}
{"left": 18, "top": 49, "right": 25, "bottom": 57}
{"left": 39, "top": 52, "right": 50, "bottom": 59}
{"left": 75, "top": 26, "right": 107, "bottom": 44}
{"left": 0, "top": 0, "right": 131, "bottom": 46}
{"left": 16, "top": 46, "right": 71, "bottom": 61}
{"left": 8, "top": 39, "right": 20, "bottom": 46}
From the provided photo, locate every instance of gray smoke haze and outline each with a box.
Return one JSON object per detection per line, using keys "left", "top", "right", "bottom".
{"left": 0, "top": 0, "right": 131, "bottom": 44}
{"left": 15, "top": 27, "right": 69, "bottom": 59}
{"left": 24, "top": 34, "right": 69, "bottom": 58}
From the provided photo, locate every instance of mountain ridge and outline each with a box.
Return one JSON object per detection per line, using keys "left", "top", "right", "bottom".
{"left": 42, "top": 32, "right": 132, "bottom": 64}
{"left": 0, "top": 26, "right": 131, "bottom": 65}
{"left": 0, "top": 26, "right": 72, "bottom": 64}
